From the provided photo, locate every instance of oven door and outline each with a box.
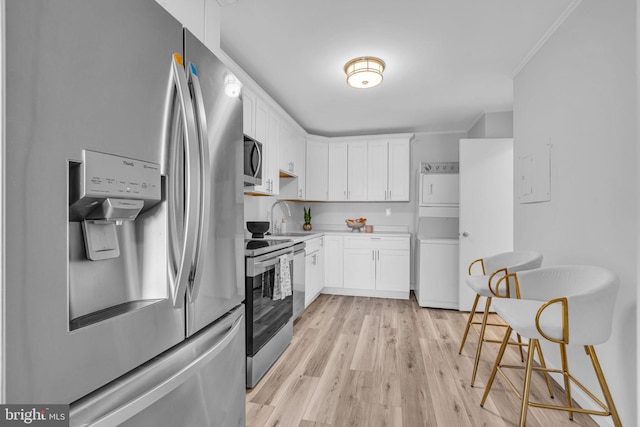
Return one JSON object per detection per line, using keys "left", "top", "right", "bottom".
{"left": 245, "top": 248, "right": 293, "bottom": 356}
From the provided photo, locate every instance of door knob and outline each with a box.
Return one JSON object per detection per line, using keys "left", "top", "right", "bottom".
{"left": 461, "top": 231, "right": 470, "bottom": 237}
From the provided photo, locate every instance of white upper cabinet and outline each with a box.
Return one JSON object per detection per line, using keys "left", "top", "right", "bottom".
{"left": 244, "top": 95, "right": 279, "bottom": 195}
{"left": 367, "top": 139, "right": 410, "bottom": 201}
{"left": 387, "top": 139, "right": 410, "bottom": 201}
{"left": 296, "top": 134, "right": 306, "bottom": 199}
{"left": 328, "top": 143, "right": 348, "bottom": 201}
{"left": 346, "top": 141, "right": 368, "bottom": 201}
{"left": 367, "top": 141, "right": 388, "bottom": 201}
{"left": 155, "top": 0, "right": 205, "bottom": 41}
{"left": 279, "top": 120, "right": 297, "bottom": 176}
{"left": 266, "top": 108, "right": 280, "bottom": 195}
{"left": 327, "top": 141, "right": 367, "bottom": 201}
{"left": 242, "top": 87, "right": 257, "bottom": 138}
{"left": 305, "top": 139, "right": 328, "bottom": 201}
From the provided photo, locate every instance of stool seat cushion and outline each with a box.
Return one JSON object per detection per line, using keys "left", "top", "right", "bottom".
{"left": 465, "top": 275, "right": 494, "bottom": 297}
{"left": 492, "top": 298, "right": 564, "bottom": 342}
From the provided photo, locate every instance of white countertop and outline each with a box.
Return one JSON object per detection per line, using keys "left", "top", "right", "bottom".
{"left": 262, "top": 230, "right": 411, "bottom": 243}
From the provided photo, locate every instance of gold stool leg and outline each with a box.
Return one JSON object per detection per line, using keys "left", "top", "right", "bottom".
{"left": 519, "top": 339, "right": 538, "bottom": 427}
{"left": 585, "top": 345, "right": 622, "bottom": 427}
{"left": 559, "top": 343, "right": 573, "bottom": 420}
{"left": 480, "top": 326, "right": 512, "bottom": 407}
{"left": 459, "top": 293, "right": 481, "bottom": 354}
{"left": 471, "top": 296, "right": 492, "bottom": 386}
{"left": 516, "top": 333, "right": 525, "bottom": 362}
{"left": 534, "top": 342, "right": 555, "bottom": 399}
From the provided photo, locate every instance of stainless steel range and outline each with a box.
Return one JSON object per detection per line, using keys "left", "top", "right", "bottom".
{"left": 245, "top": 238, "right": 295, "bottom": 387}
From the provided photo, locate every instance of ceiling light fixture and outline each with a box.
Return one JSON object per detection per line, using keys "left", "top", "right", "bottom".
{"left": 224, "top": 74, "right": 241, "bottom": 98}
{"left": 344, "top": 56, "right": 385, "bottom": 89}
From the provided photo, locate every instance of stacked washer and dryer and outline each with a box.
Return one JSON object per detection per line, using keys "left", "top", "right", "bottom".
{"left": 414, "top": 162, "right": 461, "bottom": 309}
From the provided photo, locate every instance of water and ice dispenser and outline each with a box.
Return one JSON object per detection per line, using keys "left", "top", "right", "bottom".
{"left": 69, "top": 150, "right": 161, "bottom": 260}
{"left": 68, "top": 150, "right": 166, "bottom": 330}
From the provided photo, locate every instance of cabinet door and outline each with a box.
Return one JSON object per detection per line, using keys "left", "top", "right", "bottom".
{"left": 304, "top": 253, "right": 316, "bottom": 307}
{"left": 387, "top": 140, "right": 410, "bottom": 201}
{"left": 267, "top": 110, "right": 280, "bottom": 194}
{"left": 249, "top": 97, "right": 269, "bottom": 193}
{"left": 313, "top": 242, "right": 325, "bottom": 295}
{"left": 296, "top": 135, "right": 306, "bottom": 199}
{"left": 347, "top": 142, "right": 368, "bottom": 201}
{"left": 306, "top": 140, "right": 328, "bottom": 200}
{"left": 376, "top": 249, "right": 410, "bottom": 292}
{"left": 324, "top": 236, "right": 343, "bottom": 287}
{"left": 343, "top": 249, "right": 375, "bottom": 290}
{"left": 242, "top": 87, "right": 257, "bottom": 138}
{"left": 328, "top": 143, "right": 348, "bottom": 201}
{"left": 279, "top": 120, "right": 295, "bottom": 175}
{"left": 367, "top": 141, "right": 388, "bottom": 201}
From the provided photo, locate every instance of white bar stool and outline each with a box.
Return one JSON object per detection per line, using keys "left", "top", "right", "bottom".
{"left": 480, "top": 265, "right": 621, "bottom": 427}
{"left": 459, "top": 251, "right": 546, "bottom": 387}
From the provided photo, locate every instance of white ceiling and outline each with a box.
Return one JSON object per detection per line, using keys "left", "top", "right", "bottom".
{"left": 219, "top": 0, "right": 574, "bottom": 137}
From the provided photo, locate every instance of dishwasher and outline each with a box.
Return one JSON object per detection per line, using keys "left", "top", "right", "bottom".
{"left": 292, "top": 242, "right": 306, "bottom": 320}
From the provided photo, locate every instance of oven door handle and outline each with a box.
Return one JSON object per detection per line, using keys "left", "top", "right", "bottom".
{"left": 254, "top": 257, "right": 281, "bottom": 270}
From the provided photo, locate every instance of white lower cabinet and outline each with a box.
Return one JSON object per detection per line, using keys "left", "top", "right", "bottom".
{"left": 415, "top": 239, "right": 459, "bottom": 309}
{"left": 336, "top": 235, "right": 410, "bottom": 299}
{"left": 324, "top": 236, "right": 344, "bottom": 287}
{"left": 377, "top": 249, "right": 410, "bottom": 292}
{"left": 343, "top": 249, "right": 376, "bottom": 289}
{"left": 304, "top": 236, "right": 324, "bottom": 307}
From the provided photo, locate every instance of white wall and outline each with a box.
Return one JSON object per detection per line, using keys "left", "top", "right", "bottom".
{"left": 514, "top": 1, "right": 637, "bottom": 425}
{"left": 468, "top": 111, "right": 513, "bottom": 138}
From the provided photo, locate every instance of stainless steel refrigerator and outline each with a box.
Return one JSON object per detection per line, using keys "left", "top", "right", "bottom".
{"left": 3, "top": 1, "right": 246, "bottom": 425}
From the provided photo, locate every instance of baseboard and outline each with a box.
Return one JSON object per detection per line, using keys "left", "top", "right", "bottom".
{"left": 321, "top": 287, "right": 409, "bottom": 300}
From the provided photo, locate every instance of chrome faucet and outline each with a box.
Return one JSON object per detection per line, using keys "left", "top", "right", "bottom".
{"left": 270, "top": 200, "right": 291, "bottom": 235}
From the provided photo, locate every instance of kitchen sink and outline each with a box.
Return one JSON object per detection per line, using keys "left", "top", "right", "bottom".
{"left": 270, "top": 232, "right": 311, "bottom": 237}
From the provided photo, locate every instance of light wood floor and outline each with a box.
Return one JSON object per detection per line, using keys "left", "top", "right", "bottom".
{"left": 246, "top": 294, "right": 600, "bottom": 427}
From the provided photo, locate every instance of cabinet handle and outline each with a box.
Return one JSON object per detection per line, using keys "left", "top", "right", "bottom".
{"left": 388, "top": 190, "right": 391, "bottom": 200}
{"left": 372, "top": 250, "right": 375, "bottom": 261}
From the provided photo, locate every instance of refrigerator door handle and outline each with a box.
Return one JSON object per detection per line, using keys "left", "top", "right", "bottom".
{"left": 164, "top": 53, "right": 201, "bottom": 308}
{"left": 70, "top": 311, "right": 244, "bottom": 427}
{"left": 186, "top": 62, "right": 211, "bottom": 302}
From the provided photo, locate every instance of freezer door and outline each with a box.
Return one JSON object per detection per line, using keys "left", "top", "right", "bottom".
{"left": 183, "top": 30, "right": 246, "bottom": 336}
{"left": 4, "top": 0, "right": 187, "bottom": 404}
{"left": 70, "top": 305, "right": 246, "bottom": 427}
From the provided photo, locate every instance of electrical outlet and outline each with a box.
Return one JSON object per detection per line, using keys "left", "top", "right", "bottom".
{"left": 385, "top": 208, "right": 391, "bottom": 216}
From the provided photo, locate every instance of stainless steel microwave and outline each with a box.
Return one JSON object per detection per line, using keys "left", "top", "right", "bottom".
{"left": 243, "top": 135, "right": 262, "bottom": 186}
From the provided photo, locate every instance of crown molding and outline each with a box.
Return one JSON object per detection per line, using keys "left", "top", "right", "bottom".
{"left": 512, "top": 0, "right": 582, "bottom": 78}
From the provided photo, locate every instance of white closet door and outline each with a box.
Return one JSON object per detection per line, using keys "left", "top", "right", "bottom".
{"left": 458, "top": 138, "right": 514, "bottom": 310}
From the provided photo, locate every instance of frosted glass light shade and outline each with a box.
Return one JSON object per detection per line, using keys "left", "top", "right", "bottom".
{"left": 224, "top": 75, "right": 241, "bottom": 98}
{"left": 344, "top": 57, "right": 385, "bottom": 89}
